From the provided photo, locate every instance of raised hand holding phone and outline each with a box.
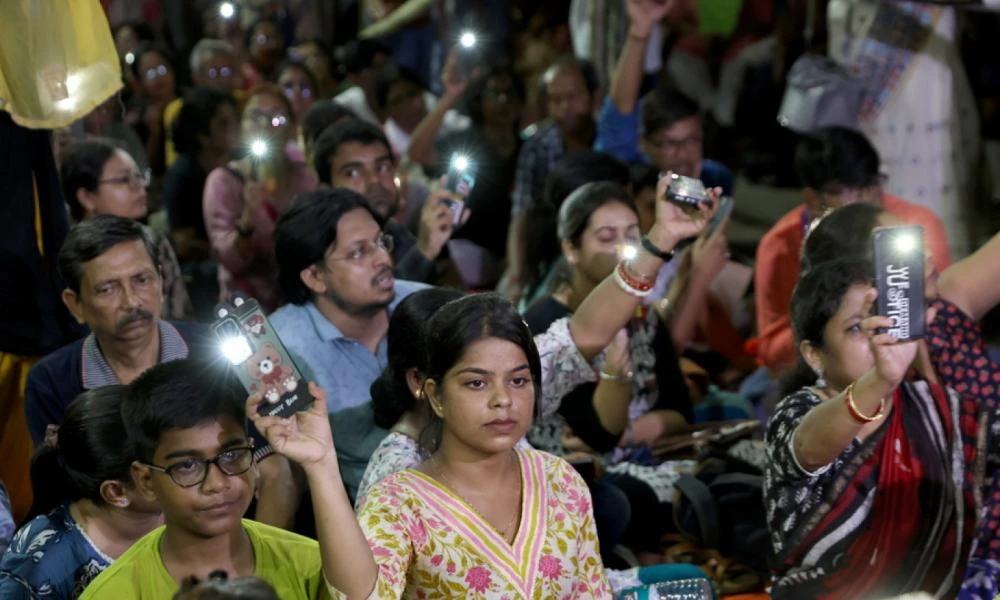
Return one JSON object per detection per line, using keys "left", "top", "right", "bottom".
{"left": 650, "top": 171, "right": 717, "bottom": 247}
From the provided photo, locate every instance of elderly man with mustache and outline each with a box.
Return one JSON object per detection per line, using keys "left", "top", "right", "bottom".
{"left": 24, "top": 215, "right": 209, "bottom": 446}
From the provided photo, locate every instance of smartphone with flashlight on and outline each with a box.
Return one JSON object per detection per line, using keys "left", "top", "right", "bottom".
{"left": 872, "top": 225, "right": 926, "bottom": 341}
{"left": 248, "top": 139, "right": 269, "bottom": 181}
{"left": 443, "top": 153, "right": 477, "bottom": 226}
{"left": 455, "top": 30, "right": 481, "bottom": 80}
{"left": 213, "top": 295, "right": 315, "bottom": 420}
{"left": 664, "top": 173, "right": 710, "bottom": 209}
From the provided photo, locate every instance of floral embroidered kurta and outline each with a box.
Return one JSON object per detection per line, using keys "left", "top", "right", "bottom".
{"left": 335, "top": 448, "right": 612, "bottom": 599}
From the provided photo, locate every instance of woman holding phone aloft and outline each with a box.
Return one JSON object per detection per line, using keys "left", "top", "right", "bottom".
{"left": 249, "top": 179, "right": 716, "bottom": 598}
{"left": 765, "top": 257, "right": 978, "bottom": 598}
{"left": 203, "top": 83, "right": 317, "bottom": 312}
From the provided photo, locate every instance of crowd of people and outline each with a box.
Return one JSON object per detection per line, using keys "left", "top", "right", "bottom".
{"left": 0, "top": 0, "right": 998, "bottom": 598}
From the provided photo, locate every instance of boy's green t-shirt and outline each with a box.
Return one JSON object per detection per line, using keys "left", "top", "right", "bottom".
{"left": 80, "top": 519, "right": 331, "bottom": 599}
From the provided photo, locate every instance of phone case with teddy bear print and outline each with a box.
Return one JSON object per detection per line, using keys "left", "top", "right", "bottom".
{"left": 212, "top": 295, "right": 315, "bottom": 422}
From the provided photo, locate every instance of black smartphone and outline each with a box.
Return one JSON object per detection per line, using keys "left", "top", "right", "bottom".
{"left": 569, "top": 459, "right": 596, "bottom": 483}
{"left": 872, "top": 225, "right": 925, "bottom": 340}
{"left": 212, "top": 295, "right": 315, "bottom": 418}
{"left": 664, "top": 173, "right": 709, "bottom": 209}
{"left": 444, "top": 154, "right": 476, "bottom": 226}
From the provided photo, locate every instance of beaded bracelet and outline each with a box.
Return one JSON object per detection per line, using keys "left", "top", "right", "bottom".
{"left": 844, "top": 381, "right": 887, "bottom": 423}
{"left": 613, "top": 262, "right": 654, "bottom": 297}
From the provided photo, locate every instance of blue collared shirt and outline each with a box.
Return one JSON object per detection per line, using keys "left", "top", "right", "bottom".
{"left": 269, "top": 280, "right": 427, "bottom": 414}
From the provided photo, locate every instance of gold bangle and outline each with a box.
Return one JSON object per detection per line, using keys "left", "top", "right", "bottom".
{"left": 844, "top": 381, "right": 887, "bottom": 423}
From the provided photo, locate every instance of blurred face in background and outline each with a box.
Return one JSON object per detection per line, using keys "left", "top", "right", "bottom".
{"left": 480, "top": 73, "right": 522, "bottom": 129}
{"left": 544, "top": 65, "right": 593, "bottom": 137}
{"left": 248, "top": 21, "right": 285, "bottom": 75}
{"left": 193, "top": 50, "right": 241, "bottom": 94}
{"left": 241, "top": 90, "right": 294, "bottom": 158}
{"left": 137, "top": 51, "right": 177, "bottom": 104}
{"left": 277, "top": 64, "right": 316, "bottom": 124}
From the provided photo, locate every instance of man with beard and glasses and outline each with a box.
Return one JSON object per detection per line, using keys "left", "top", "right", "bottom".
{"left": 270, "top": 188, "right": 427, "bottom": 415}
{"left": 269, "top": 189, "right": 426, "bottom": 495}
{"left": 312, "top": 118, "right": 463, "bottom": 285}
{"left": 24, "top": 216, "right": 209, "bottom": 446}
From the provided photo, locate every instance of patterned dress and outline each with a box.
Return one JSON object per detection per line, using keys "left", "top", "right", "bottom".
{"left": 0, "top": 504, "right": 112, "bottom": 599}
{"left": 336, "top": 448, "right": 612, "bottom": 599}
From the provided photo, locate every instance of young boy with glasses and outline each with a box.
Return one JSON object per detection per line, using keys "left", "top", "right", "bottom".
{"left": 80, "top": 359, "right": 331, "bottom": 599}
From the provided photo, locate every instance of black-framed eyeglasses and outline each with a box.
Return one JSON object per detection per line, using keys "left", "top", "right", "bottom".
{"left": 142, "top": 446, "right": 254, "bottom": 488}
{"left": 98, "top": 169, "right": 151, "bottom": 190}
{"left": 326, "top": 233, "right": 394, "bottom": 263}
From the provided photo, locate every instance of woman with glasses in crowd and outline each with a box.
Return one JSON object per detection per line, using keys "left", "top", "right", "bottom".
{"left": 0, "top": 387, "right": 163, "bottom": 598}
{"left": 60, "top": 138, "right": 192, "bottom": 321}
{"left": 127, "top": 44, "right": 178, "bottom": 177}
{"left": 273, "top": 61, "right": 319, "bottom": 131}
{"left": 203, "top": 83, "right": 317, "bottom": 312}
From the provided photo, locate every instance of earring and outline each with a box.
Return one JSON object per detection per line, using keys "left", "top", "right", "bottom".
{"left": 814, "top": 368, "right": 827, "bottom": 388}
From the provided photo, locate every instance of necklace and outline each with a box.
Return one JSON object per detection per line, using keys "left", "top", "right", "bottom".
{"left": 431, "top": 452, "right": 521, "bottom": 543}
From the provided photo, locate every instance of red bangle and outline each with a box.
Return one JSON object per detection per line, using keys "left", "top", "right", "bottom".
{"left": 616, "top": 262, "right": 654, "bottom": 293}
{"left": 844, "top": 382, "right": 887, "bottom": 423}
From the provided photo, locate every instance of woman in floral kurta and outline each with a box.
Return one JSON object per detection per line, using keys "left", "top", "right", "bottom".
{"left": 356, "top": 447, "right": 610, "bottom": 599}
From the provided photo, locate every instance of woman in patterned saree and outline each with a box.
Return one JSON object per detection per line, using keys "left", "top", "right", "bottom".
{"left": 0, "top": 387, "right": 163, "bottom": 598}
{"left": 764, "top": 258, "right": 975, "bottom": 598}
{"left": 801, "top": 203, "right": 1000, "bottom": 597}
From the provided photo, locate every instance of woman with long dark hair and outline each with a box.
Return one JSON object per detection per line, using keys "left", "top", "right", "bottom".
{"left": 0, "top": 387, "right": 162, "bottom": 598}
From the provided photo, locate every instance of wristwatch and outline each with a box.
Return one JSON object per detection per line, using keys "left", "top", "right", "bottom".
{"left": 641, "top": 236, "right": 674, "bottom": 262}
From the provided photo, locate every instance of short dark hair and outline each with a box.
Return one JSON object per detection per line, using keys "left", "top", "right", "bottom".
{"left": 463, "top": 61, "right": 525, "bottom": 127}
{"left": 519, "top": 151, "right": 631, "bottom": 293}
{"left": 28, "top": 386, "right": 132, "bottom": 519}
{"left": 123, "top": 359, "right": 246, "bottom": 464}
{"left": 311, "top": 118, "right": 394, "bottom": 185}
{"left": 540, "top": 57, "right": 599, "bottom": 98}
{"left": 174, "top": 572, "right": 279, "bottom": 600}
{"left": 301, "top": 100, "right": 357, "bottom": 157}
{"left": 802, "top": 203, "right": 886, "bottom": 272}
{"left": 173, "top": 87, "right": 237, "bottom": 155}
{"left": 557, "top": 181, "right": 636, "bottom": 246}
{"left": 273, "top": 188, "right": 384, "bottom": 304}
{"left": 60, "top": 138, "right": 121, "bottom": 221}
{"left": 640, "top": 87, "right": 700, "bottom": 139}
{"left": 422, "top": 294, "right": 543, "bottom": 452}
{"left": 782, "top": 257, "right": 873, "bottom": 395}
{"left": 58, "top": 215, "right": 161, "bottom": 294}
{"left": 375, "top": 65, "right": 424, "bottom": 112}
{"left": 370, "top": 288, "right": 465, "bottom": 429}
{"left": 795, "top": 126, "right": 882, "bottom": 191}
{"left": 337, "top": 39, "right": 393, "bottom": 76}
